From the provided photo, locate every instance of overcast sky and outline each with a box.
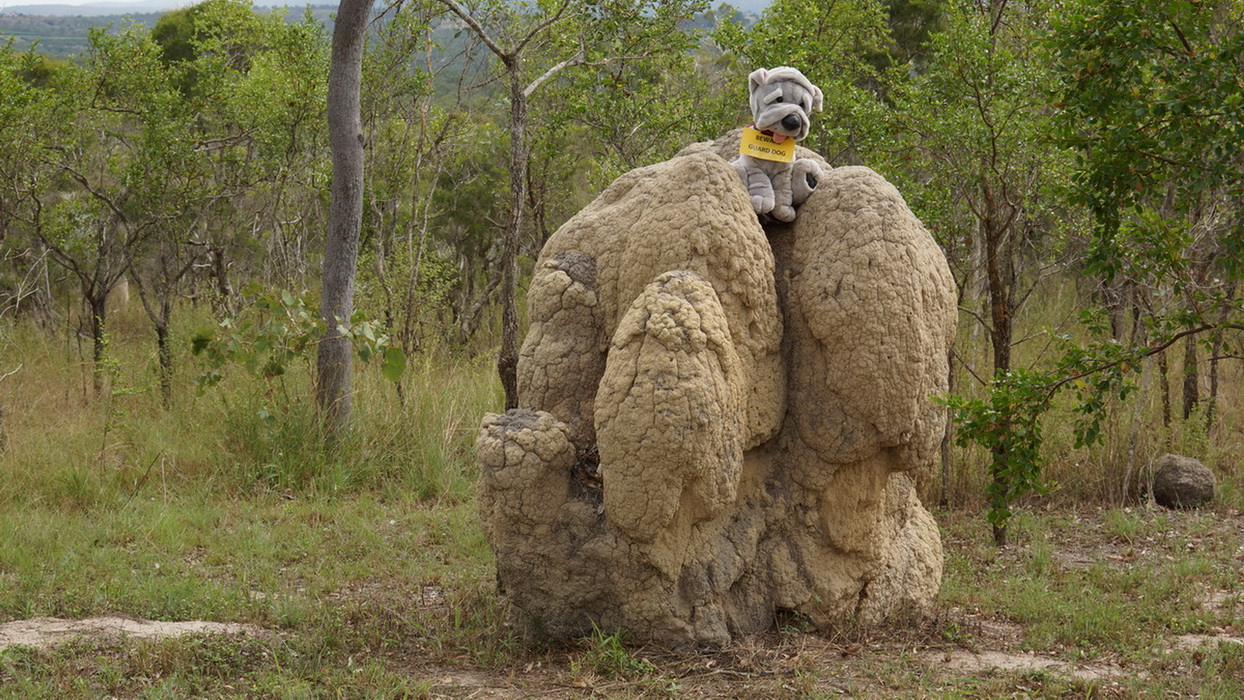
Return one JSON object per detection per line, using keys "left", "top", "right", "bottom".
{"left": 1, "top": 0, "right": 770, "bottom": 13}
{"left": 0, "top": 0, "right": 185, "bottom": 9}
{"left": 4, "top": 0, "right": 185, "bottom": 7}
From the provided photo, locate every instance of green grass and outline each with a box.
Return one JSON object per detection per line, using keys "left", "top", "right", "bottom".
{"left": 0, "top": 306, "right": 512, "bottom": 695}
{"left": 939, "top": 506, "right": 1240, "bottom": 657}
{"left": 3, "top": 303, "right": 1244, "bottom": 696}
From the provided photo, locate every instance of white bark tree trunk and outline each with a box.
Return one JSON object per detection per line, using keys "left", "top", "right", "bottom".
{"left": 318, "top": 0, "right": 376, "bottom": 441}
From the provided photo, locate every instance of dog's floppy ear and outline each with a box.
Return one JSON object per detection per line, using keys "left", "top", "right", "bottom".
{"left": 809, "top": 83, "right": 824, "bottom": 113}
{"left": 748, "top": 68, "right": 769, "bottom": 95}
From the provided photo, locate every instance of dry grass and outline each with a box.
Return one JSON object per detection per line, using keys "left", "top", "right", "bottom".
{"left": 937, "top": 275, "right": 1244, "bottom": 512}
{"left": 1, "top": 289, "right": 1243, "bottom": 696}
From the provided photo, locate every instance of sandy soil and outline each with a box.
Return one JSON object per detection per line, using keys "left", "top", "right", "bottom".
{"left": 0, "top": 616, "right": 267, "bottom": 651}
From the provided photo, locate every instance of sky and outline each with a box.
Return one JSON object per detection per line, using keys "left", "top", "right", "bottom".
{"left": 0, "top": 0, "right": 771, "bottom": 14}
{"left": 0, "top": 0, "right": 182, "bottom": 10}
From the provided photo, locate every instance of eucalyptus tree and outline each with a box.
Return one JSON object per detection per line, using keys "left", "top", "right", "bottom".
{"left": 436, "top": 0, "right": 708, "bottom": 409}
{"left": 430, "top": 122, "right": 511, "bottom": 347}
{"left": 97, "top": 0, "right": 328, "bottom": 406}
{"left": 318, "top": 0, "right": 375, "bottom": 439}
{"left": 0, "top": 48, "right": 65, "bottom": 327}
{"left": 1049, "top": 0, "right": 1244, "bottom": 427}
{"left": 4, "top": 25, "right": 199, "bottom": 394}
{"left": 155, "top": 0, "right": 331, "bottom": 308}
{"left": 89, "top": 25, "right": 209, "bottom": 405}
{"left": 356, "top": 1, "right": 488, "bottom": 358}
{"left": 876, "top": 0, "right": 1074, "bottom": 545}
{"left": 534, "top": 29, "right": 730, "bottom": 181}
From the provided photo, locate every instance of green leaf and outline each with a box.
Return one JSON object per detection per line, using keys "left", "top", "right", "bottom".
{"left": 380, "top": 346, "right": 406, "bottom": 383}
{"left": 190, "top": 331, "right": 213, "bottom": 354}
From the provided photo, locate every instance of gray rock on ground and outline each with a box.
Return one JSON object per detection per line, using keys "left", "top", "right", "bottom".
{"left": 475, "top": 131, "right": 957, "bottom": 646}
{"left": 1152, "top": 454, "right": 1215, "bottom": 509}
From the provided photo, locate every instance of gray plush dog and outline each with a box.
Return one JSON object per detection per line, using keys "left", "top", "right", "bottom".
{"left": 731, "top": 67, "right": 824, "bottom": 222}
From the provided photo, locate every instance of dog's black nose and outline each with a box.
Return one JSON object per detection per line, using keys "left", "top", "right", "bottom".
{"left": 781, "top": 114, "right": 801, "bottom": 131}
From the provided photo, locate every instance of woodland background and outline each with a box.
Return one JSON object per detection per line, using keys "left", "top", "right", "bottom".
{"left": 1, "top": 0, "right": 1243, "bottom": 543}
{"left": 1, "top": 0, "right": 1244, "bottom": 695}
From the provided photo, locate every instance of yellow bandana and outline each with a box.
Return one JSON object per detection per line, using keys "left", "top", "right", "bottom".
{"left": 739, "top": 126, "right": 796, "bottom": 163}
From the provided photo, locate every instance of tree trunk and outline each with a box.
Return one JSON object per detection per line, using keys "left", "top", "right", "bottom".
{"left": 156, "top": 299, "right": 173, "bottom": 409}
{"left": 1205, "top": 281, "right": 1236, "bottom": 431}
{"left": 499, "top": 65, "right": 528, "bottom": 410}
{"left": 89, "top": 292, "right": 108, "bottom": 396}
{"left": 1181, "top": 333, "right": 1198, "bottom": 420}
{"left": 939, "top": 348, "right": 954, "bottom": 508}
{"left": 33, "top": 241, "right": 58, "bottom": 332}
{"left": 208, "top": 242, "right": 235, "bottom": 317}
{"left": 1158, "top": 349, "right": 1171, "bottom": 431}
{"left": 317, "top": 0, "right": 375, "bottom": 442}
{"left": 990, "top": 445, "right": 1009, "bottom": 547}
{"left": 1206, "top": 330, "right": 1220, "bottom": 430}
{"left": 156, "top": 323, "right": 172, "bottom": 408}
{"left": 1103, "top": 280, "right": 1126, "bottom": 341}
{"left": 984, "top": 213, "right": 1012, "bottom": 547}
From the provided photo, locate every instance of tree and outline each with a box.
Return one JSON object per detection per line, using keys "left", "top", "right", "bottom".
{"left": 1049, "top": 0, "right": 1244, "bottom": 431}
{"left": 919, "top": 0, "right": 1244, "bottom": 544}
{"left": 437, "top": 0, "right": 706, "bottom": 410}
{"left": 318, "top": 0, "right": 376, "bottom": 439}
{"left": 714, "top": 0, "right": 893, "bottom": 162}
{"left": 4, "top": 25, "right": 196, "bottom": 395}
{"left": 356, "top": 1, "right": 481, "bottom": 360}
{"left": 139, "top": 1, "right": 330, "bottom": 405}
{"left": 0, "top": 47, "right": 66, "bottom": 329}
{"left": 159, "top": 0, "right": 332, "bottom": 308}
{"left": 878, "top": 0, "right": 1072, "bottom": 545}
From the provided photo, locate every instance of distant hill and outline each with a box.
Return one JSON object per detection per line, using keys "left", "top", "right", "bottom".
{"left": 0, "top": 0, "right": 332, "bottom": 16}
{"left": 723, "top": 0, "right": 769, "bottom": 13}
{"left": 3, "top": 0, "right": 771, "bottom": 16}
{"left": 0, "top": 3, "right": 334, "bottom": 58}
{"left": 2, "top": 1, "right": 765, "bottom": 60}
{"left": 0, "top": 11, "right": 162, "bottom": 55}
{"left": 1, "top": 0, "right": 187, "bottom": 17}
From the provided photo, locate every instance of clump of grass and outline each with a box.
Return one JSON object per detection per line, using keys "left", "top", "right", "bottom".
{"left": 1103, "top": 507, "right": 1145, "bottom": 543}
{"left": 569, "top": 624, "right": 656, "bottom": 682}
{"left": 0, "top": 632, "right": 436, "bottom": 698}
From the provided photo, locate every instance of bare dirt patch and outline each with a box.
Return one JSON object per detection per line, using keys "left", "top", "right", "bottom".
{"left": 1174, "top": 633, "right": 1244, "bottom": 650}
{"left": 0, "top": 616, "right": 267, "bottom": 651}
{"left": 922, "top": 648, "right": 1126, "bottom": 681}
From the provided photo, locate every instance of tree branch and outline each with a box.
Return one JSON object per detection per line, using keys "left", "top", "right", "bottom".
{"left": 951, "top": 347, "right": 988, "bottom": 387}
{"left": 1044, "top": 323, "right": 1244, "bottom": 396}
{"left": 52, "top": 161, "right": 131, "bottom": 226}
{"left": 523, "top": 51, "right": 663, "bottom": 98}
{"left": 515, "top": 0, "right": 572, "bottom": 55}
{"left": 958, "top": 303, "right": 995, "bottom": 336}
{"left": 437, "top": 0, "right": 511, "bottom": 64}
{"left": 522, "top": 49, "right": 585, "bottom": 97}
{"left": 1167, "top": 17, "right": 1194, "bottom": 56}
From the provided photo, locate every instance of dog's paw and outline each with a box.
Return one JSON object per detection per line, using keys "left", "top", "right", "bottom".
{"left": 751, "top": 194, "right": 775, "bottom": 215}
{"left": 791, "top": 158, "right": 823, "bottom": 206}
{"left": 772, "top": 204, "right": 797, "bottom": 222}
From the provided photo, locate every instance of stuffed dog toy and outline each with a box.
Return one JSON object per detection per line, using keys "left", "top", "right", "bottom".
{"left": 732, "top": 67, "right": 824, "bottom": 222}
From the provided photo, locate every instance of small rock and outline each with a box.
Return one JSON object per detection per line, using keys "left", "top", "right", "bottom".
{"left": 1152, "top": 454, "right": 1215, "bottom": 509}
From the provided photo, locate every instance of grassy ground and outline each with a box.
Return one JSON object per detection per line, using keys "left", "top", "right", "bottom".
{"left": 1, "top": 504, "right": 1241, "bottom": 697}
{"left": 1, "top": 308, "right": 1242, "bottom": 697}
